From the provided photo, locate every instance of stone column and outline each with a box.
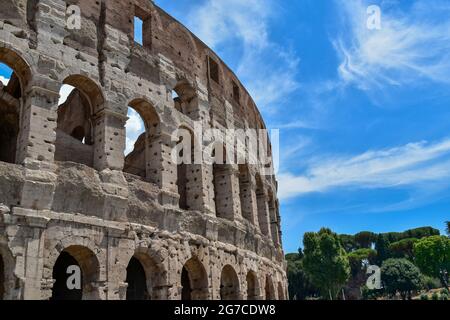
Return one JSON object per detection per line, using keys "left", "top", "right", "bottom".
{"left": 256, "top": 186, "right": 271, "bottom": 239}
{"left": 93, "top": 109, "right": 127, "bottom": 172}
{"left": 157, "top": 132, "right": 179, "bottom": 207}
{"left": 17, "top": 85, "right": 59, "bottom": 210}
{"left": 213, "top": 165, "right": 241, "bottom": 221}
{"left": 239, "top": 172, "right": 258, "bottom": 225}
{"left": 19, "top": 215, "right": 49, "bottom": 300}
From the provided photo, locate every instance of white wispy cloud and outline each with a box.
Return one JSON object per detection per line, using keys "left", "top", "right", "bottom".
{"left": 334, "top": 0, "right": 450, "bottom": 90}
{"left": 0, "top": 76, "right": 9, "bottom": 86}
{"left": 187, "top": 0, "right": 300, "bottom": 111}
{"left": 278, "top": 138, "right": 450, "bottom": 200}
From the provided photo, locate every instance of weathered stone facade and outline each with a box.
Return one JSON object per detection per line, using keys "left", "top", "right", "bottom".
{"left": 0, "top": 0, "right": 287, "bottom": 300}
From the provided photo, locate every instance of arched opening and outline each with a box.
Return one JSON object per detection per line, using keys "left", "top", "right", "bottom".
{"left": 0, "top": 48, "right": 31, "bottom": 165}
{"left": 246, "top": 271, "right": 259, "bottom": 300}
{"left": 256, "top": 175, "right": 270, "bottom": 236}
{"left": 268, "top": 191, "right": 280, "bottom": 245}
{"left": 124, "top": 99, "right": 160, "bottom": 183}
{"left": 181, "top": 257, "right": 209, "bottom": 300}
{"left": 0, "top": 254, "right": 4, "bottom": 300}
{"left": 239, "top": 165, "right": 254, "bottom": 223}
{"left": 265, "top": 275, "right": 275, "bottom": 300}
{"left": 55, "top": 75, "right": 104, "bottom": 168}
{"left": 51, "top": 251, "right": 82, "bottom": 300}
{"left": 172, "top": 80, "right": 198, "bottom": 120}
{"left": 277, "top": 282, "right": 285, "bottom": 300}
{"left": 51, "top": 246, "right": 100, "bottom": 300}
{"left": 175, "top": 127, "right": 194, "bottom": 210}
{"left": 126, "top": 257, "right": 148, "bottom": 300}
{"left": 220, "top": 265, "right": 240, "bottom": 300}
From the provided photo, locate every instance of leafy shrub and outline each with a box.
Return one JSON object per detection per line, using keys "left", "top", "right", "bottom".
{"left": 431, "top": 292, "right": 439, "bottom": 300}
{"left": 420, "top": 294, "right": 429, "bottom": 300}
{"left": 422, "top": 276, "right": 441, "bottom": 290}
{"left": 440, "top": 293, "right": 448, "bottom": 300}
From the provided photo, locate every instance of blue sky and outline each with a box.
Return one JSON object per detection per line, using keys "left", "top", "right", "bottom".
{"left": 1, "top": 0, "right": 449, "bottom": 253}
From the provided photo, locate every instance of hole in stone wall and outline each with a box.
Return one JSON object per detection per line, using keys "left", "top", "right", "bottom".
{"left": 208, "top": 57, "right": 220, "bottom": 84}
{"left": 133, "top": 16, "right": 143, "bottom": 45}
{"left": 124, "top": 99, "right": 159, "bottom": 183}
{"left": 126, "top": 257, "right": 148, "bottom": 300}
{"left": 232, "top": 81, "right": 240, "bottom": 103}
{"left": 55, "top": 83, "right": 94, "bottom": 166}
{"left": 172, "top": 80, "right": 197, "bottom": 120}
{"left": 0, "top": 62, "right": 20, "bottom": 164}
{"left": 124, "top": 107, "right": 146, "bottom": 178}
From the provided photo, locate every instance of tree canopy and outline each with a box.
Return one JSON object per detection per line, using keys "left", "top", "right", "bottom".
{"left": 381, "top": 258, "right": 423, "bottom": 300}
{"left": 303, "top": 228, "right": 350, "bottom": 299}
{"left": 413, "top": 235, "right": 450, "bottom": 289}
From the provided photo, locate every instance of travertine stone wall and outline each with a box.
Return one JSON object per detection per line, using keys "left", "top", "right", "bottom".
{"left": 0, "top": 0, "right": 287, "bottom": 300}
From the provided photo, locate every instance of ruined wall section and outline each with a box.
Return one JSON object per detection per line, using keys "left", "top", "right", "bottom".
{"left": 0, "top": 0, "right": 287, "bottom": 300}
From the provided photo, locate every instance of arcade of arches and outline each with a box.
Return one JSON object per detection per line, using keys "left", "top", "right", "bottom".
{"left": 0, "top": 0, "right": 286, "bottom": 301}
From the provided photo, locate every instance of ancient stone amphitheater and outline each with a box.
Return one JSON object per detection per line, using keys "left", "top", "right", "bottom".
{"left": 0, "top": 0, "right": 287, "bottom": 300}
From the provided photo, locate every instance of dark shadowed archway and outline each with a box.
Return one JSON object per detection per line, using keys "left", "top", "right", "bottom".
{"left": 50, "top": 246, "right": 100, "bottom": 300}
{"left": 126, "top": 257, "right": 148, "bottom": 300}
{"left": 220, "top": 265, "right": 240, "bottom": 300}
{"left": 181, "top": 257, "right": 209, "bottom": 300}
{"left": 246, "top": 271, "right": 260, "bottom": 300}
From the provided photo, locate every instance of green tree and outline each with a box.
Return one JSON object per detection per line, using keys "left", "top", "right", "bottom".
{"left": 339, "top": 234, "right": 357, "bottom": 252}
{"left": 381, "top": 258, "right": 423, "bottom": 300}
{"left": 303, "top": 228, "right": 350, "bottom": 299}
{"left": 414, "top": 235, "right": 450, "bottom": 289}
{"left": 354, "top": 231, "right": 377, "bottom": 249}
{"left": 388, "top": 238, "right": 418, "bottom": 260}
{"left": 348, "top": 248, "right": 377, "bottom": 276}
{"left": 286, "top": 253, "right": 317, "bottom": 300}
{"left": 375, "top": 234, "right": 390, "bottom": 265}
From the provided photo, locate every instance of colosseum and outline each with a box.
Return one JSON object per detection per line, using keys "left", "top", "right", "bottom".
{"left": 0, "top": 0, "right": 287, "bottom": 300}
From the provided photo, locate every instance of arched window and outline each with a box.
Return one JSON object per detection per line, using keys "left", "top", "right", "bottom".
{"left": 172, "top": 80, "right": 198, "bottom": 120}
{"left": 220, "top": 265, "right": 240, "bottom": 300}
{"left": 51, "top": 246, "right": 100, "bottom": 300}
{"left": 55, "top": 76, "right": 104, "bottom": 168}
{"left": 124, "top": 107, "right": 146, "bottom": 178}
{"left": 246, "top": 271, "right": 259, "bottom": 300}
{"left": 181, "top": 257, "right": 209, "bottom": 300}
{"left": 123, "top": 99, "right": 159, "bottom": 183}
{"left": 0, "top": 48, "right": 31, "bottom": 164}
{"left": 126, "top": 257, "right": 148, "bottom": 300}
{"left": 265, "top": 275, "right": 275, "bottom": 300}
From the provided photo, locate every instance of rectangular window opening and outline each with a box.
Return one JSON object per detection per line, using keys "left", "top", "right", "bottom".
{"left": 134, "top": 16, "right": 143, "bottom": 45}
{"left": 209, "top": 57, "right": 220, "bottom": 84}
{"left": 232, "top": 81, "right": 240, "bottom": 103}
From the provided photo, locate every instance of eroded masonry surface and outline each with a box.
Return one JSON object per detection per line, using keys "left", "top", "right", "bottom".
{"left": 0, "top": 0, "right": 287, "bottom": 300}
